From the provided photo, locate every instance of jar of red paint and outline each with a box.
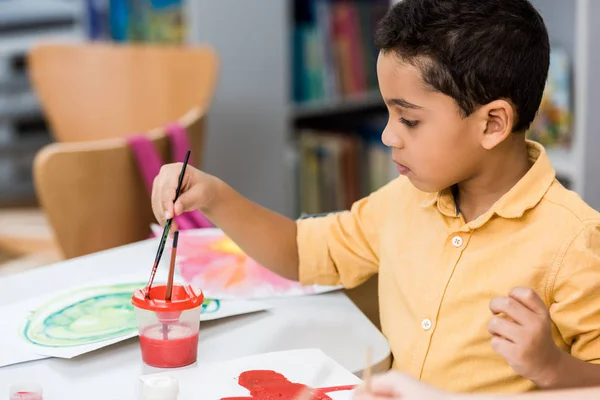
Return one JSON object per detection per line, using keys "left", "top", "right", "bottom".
{"left": 132, "top": 284, "right": 204, "bottom": 368}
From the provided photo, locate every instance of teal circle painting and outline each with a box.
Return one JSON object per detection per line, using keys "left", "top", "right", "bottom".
{"left": 22, "top": 283, "right": 220, "bottom": 348}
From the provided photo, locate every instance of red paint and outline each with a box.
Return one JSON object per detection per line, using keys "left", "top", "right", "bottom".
{"left": 221, "top": 370, "right": 356, "bottom": 400}
{"left": 139, "top": 331, "right": 199, "bottom": 368}
{"left": 10, "top": 393, "right": 42, "bottom": 400}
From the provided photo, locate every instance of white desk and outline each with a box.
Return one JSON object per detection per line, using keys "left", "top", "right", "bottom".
{"left": 0, "top": 238, "right": 391, "bottom": 399}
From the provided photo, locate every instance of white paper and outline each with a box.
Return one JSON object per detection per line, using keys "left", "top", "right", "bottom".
{"left": 140, "top": 348, "right": 361, "bottom": 400}
{"left": 0, "top": 274, "right": 149, "bottom": 367}
{"left": 0, "top": 273, "right": 271, "bottom": 367}
{"left": 200, "top": 298, "right": 273, "bottom": 322}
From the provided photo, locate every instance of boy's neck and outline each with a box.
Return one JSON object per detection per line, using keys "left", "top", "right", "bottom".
{"left": 456, "top": 137, "right": 532, "bottom": 223}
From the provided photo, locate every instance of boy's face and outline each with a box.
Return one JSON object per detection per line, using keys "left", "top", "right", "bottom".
{"left": 377, "top": 52, "right": 487, "bottom": 193}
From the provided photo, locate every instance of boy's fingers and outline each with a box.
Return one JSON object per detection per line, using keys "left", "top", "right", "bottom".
{"left": 490, "top": 335, "right": 514, "bottom": 359}
{"left": 151, "top": 176, "right": 165, "bottom": 224}
{"left": 487, "top": 316, "right": 521, "bottom": 343}
{"left": 173, "top": 190, "right": 196, "bottom": 216}
{"left": 162, "top": 187, "right": 177, "bottom": 220}
{"left": 366, "top": 371, "right": 411, "bottom": 397}
{"left": 489, "top": 296, "right": 531, "bottom": 325}
{"left": 509, "top": 287, "right": 547, "bottom": 316}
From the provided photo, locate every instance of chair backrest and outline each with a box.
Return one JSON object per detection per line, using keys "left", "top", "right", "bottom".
{"left": 33, "top": 108, "right": 205, "bottom": 259}
{"left": 28, "top": 42, "right": 219, "bottom": 142}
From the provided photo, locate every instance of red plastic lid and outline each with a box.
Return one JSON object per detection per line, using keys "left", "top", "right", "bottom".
{"left": 132, "top": 284, "right": 204, "bottom": 312}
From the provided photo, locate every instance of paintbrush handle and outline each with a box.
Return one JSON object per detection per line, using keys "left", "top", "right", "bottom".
{"left": 165, "top": 231, "right": 179, "bottom": 301}
{"left": 145, "top": 219, "right": 172, "bottom": 297}
{"left": 363, "top": 347, "right": 373, "bottom": 391}
{"left": 173, "top": 151, "right": 190, "bottom": 201}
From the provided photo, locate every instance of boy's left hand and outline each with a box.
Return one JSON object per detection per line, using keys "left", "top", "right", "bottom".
{"left": 488, "top": 286, "right": 562, "bottom": 387}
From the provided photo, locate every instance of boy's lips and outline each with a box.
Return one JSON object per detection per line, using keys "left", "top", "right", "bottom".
{"left": 394, "top": 161, "right": 411, "bottom": 175}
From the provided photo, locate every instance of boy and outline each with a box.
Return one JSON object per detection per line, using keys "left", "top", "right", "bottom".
{"left": 152, "top": 0, "right": 600, "bottom": 394}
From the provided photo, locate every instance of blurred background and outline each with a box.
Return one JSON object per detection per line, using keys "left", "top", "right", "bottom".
{"left": 0, "top": 0, "right": 599, "bottom": 273}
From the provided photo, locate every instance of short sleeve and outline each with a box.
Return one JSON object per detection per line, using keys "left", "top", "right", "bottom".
{"left": 549, "top": 222, "right": 600, "bottom": 363}
{"left": 295, "top": 179, "right": 397, "bottom": 289}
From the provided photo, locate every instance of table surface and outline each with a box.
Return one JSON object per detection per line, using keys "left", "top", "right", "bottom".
{"left": 0, "top": 238, "right": 391, "bottom": 399}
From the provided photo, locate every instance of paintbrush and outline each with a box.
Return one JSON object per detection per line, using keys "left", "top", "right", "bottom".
{"left": 165, "top": 230, "right": 179, "bottom": 302}
{"left": 146, "top": 150, "right": 190, "bottom": 299}
{"left": 363, "top": 346, "right": 373, "bottom": 392}
{"left": 162, "top": 230, "right": 180, "bottom": 340}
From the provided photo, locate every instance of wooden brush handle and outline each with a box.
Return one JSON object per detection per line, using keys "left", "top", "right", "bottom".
{"left": 165, "top": 231, "right": 179, "bottom": 301}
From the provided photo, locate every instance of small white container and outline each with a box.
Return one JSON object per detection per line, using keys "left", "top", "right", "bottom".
{"left": 142, "top": 376, "right": 179, "bottom": 400}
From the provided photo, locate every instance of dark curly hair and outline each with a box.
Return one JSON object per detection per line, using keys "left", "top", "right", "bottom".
{"left": 375, "top": 0, "right": 550, "bottom": 133}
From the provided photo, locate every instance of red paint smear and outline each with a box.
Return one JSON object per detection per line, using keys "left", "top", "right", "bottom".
{"left": 139, "top": 332, "right": 199, "bottom": 368}
{"left": 221, "top": 370, "right": 356, "bottom": 400}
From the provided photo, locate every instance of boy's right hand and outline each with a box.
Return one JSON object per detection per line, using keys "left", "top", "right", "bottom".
{"left": 352, "top": 371, "right": 455, "bottom": 400}
{"left": 151, "top": 163, "right": 221, "bottom": 226}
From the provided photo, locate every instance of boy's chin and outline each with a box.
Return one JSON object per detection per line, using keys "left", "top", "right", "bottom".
{"left": 405, "top": 176, "right": 447, "bottom": 194}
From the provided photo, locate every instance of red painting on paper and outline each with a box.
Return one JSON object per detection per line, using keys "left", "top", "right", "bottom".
{"left": 220, "top": 370, "right": 356, "bottom": 400}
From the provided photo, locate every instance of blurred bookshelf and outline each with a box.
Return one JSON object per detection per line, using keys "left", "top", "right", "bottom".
{"left": 290, "top": 0, "right": 391, "bottom": 215}
{"left": 0, "top": 0, "right": 85, "bottom": 207}
{"left": 292, "top": 90, "right": 384, "bottom": 120}
{"left": 527, "top": 0, "right": 600, "bottom": 210}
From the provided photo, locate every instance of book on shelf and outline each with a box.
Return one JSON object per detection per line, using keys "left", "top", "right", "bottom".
{"left": 86, "top": 0, "right": 185, "bottom": 43}
{"left": 296, "top": 117, "right": 396, "bottom": 215}
{"left": 527, "top": 47, "right": 572, "bottom": 149}
{"left": 292, "top": 0, "right": 389, "bottom": 105}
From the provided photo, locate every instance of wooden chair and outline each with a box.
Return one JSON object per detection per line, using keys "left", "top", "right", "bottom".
{"left": 33, "top": 108, "right": 206, "bottom": 260}
{"left": 0, "top": 43, "right": 218, "bottom": 265}
{"left": 27, "top": 42, "right": 219, "bottom": 142}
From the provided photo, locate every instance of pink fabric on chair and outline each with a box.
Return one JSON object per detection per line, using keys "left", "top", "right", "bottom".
{"left": 127, "top": 121, "right": 213, "bottom": 232}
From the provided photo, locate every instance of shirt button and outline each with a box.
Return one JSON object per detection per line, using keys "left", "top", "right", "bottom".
{"left": 421, "top": 318, "right": 432, "bottom": 331}
{"left": 451, "top": 235, "right": 463, "bottom": 247}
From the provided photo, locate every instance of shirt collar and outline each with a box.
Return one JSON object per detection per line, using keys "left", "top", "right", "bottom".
{"left": 420, "top": 140, "right": 556, "bottom": 221}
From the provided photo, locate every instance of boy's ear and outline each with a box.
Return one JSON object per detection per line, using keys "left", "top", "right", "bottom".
{"left": 477, "top": 99, "right": 514, "bottom": 150}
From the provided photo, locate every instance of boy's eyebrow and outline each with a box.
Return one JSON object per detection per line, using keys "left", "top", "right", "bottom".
{"left": 386, "top": 98, "right": 423, "bottom": 110}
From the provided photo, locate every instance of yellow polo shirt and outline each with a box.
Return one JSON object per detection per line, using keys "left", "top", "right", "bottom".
{"left": 297, "top": 141, "right": 600, "bottom": 393}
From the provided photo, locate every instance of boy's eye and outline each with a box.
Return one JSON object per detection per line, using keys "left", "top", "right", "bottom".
{"left": 400, "top": 117, "right": 419, "bottom": 128}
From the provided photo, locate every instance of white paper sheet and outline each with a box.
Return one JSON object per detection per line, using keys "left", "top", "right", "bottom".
{"left": 140, "top": 348, "right": 361, "bottom": 400}
{"left": 0, "top": 274, "right": 271, "bottom": 368}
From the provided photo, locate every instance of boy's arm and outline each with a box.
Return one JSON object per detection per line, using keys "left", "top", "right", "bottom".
{"left": 539, "top": 353, "right": 600, "bottom": 390}
{"left": 543, "top": 222, "right": 600, "bottom": 388}
{"left": 203, "top": 178, "right": 387, "bottom": 286}
{"left": 488, "top": 223, "right": 600, "bottom": 390}
{"left": 202, "top": 180, "right": 300, "bottom": 280}
{"left": 154, "top": 162, "right": 391, "bottom": 285}
{"left": 295, "top": 191, "right": 381, "bottom": 288}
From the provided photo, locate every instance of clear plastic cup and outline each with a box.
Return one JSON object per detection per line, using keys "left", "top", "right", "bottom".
{"left": 132, "top": 284, "right": 204, "bottom": 368}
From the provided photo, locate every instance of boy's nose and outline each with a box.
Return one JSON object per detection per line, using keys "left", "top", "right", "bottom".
{"left": 381, "top": 125, "right": 404, "bottom": 149}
